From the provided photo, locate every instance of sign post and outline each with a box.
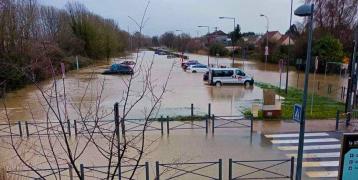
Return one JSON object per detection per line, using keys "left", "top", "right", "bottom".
{"left": 339, "top": 133, "right": 358, "bottom": 180}
{"left": 310, "top": 57, "right": 319, "bottom": 114}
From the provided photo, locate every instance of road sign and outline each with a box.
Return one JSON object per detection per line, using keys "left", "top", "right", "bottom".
{"left": 293, "top": 104, "right": 302, "bottom": 123}
{"left": 339, "top": 133, "right": 358, "bottom": 180}
{"left": 265, "top": 46, "right": 269, "bottom": 56}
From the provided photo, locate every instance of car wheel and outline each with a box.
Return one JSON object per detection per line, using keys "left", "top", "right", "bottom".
{"left": 192, "top": 70, "right": 197, "bottom": 73}
{"left": 215, "top": 82, "right": 222, "bottom": 87}
{"left": 244, "top": 81, "right": 250, "bottom": 87}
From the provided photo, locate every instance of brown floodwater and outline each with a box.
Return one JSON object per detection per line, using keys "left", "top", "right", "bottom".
{"left": 0, "top": 51, "right": 346, "bottom": 179}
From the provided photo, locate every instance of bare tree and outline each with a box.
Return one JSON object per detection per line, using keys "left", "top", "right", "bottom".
{"left": 1, "top": 1, "right": 175, "bottom": 179}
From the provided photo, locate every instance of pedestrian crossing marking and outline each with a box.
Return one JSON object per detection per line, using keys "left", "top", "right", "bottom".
{"left": 265, "top": 132, "right": 329, "bottom": 138}
{"left": 271, "top": 138, "right": 339, "bottom": 144}
{"left": 306, "top": 171, "right": 338, "bottom": 178}
{"left": 277, "top": 144, "right": 341, "bottom": 151}
{"left": 303, "top": 161, "right": 339, "bottom": 167}
{"left": 286, "top": 152, "right": 340, "bottom": 158}
{"left": 266, "top": 132, "right": 342, "bottom": 178}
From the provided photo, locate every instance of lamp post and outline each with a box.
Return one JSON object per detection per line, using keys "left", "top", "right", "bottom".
{"left": 260, "top": 14, "right": 269, "bottom": 65}
{"left": 198, "top": 25, "right": 210, "bottom": 66}
{"left": 294, "top": 4, "right": 314, "bottom": 180}
{"left": 285, "top": 0, "right": 294, "bottom": 94}
{"left": 219, "top": 16, "right": 236, "bottom": 66}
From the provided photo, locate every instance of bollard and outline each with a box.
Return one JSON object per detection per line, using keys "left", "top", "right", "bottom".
{"left": 145, "top": 162, "right": 149, "bottom": 180}
{"left": 155, "top": 161, "right": 160, "bottom": 180}
{"left": 212, "top": 114, "right": 215, "bottom": 134}
{"left": 218, "top": 159, "right": 222, "bottom": 180}
{"left": 67, "top": 120, "right": 71, "bottom": 137}
{"left": 250, "top": 116, "right": 254, "bottom": 135}
{"left": 166, "top": 116, "right": 169, "bottom": 135}
{"left": 25, "top": 121, "right": 29, "bottom": 138}
{"left": 68, "top": 163, "right": 74, "bottom": 180}
{"left": 80, "top": 164, "right": 84, "bottom": 180}
{"left": 74, "top": 120, "right": 78, "bottom": 136}
{"left": 229, "top": 159, "right": 232, "bottom": 180}
{"left": 160, "top": 116, "right": 164, "bottom": 135}
{"left": 18, "top": 121, "right": 22, "bottom": 137}
{"left": 191, "top": 103, "right": 194, "bottom": 116}
{"left": 335, "top": 110, "right": 340, "bottom": 131}
{"left": 208, "top": 103, "right": 211, "bottom": 118}
{"left": 205, "top": 115, "right": 208, "bottom": 134}
{"left": 290, "top": 157, "right": 295, "bottom": 180}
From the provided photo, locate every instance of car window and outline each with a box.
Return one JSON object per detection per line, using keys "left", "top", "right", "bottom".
{"left": 236, "top": 70, "right": 245, "bottom": 76}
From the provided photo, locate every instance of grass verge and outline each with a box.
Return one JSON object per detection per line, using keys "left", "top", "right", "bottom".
{"left": 253, "top": 82, "right": 344, "bottom": 120}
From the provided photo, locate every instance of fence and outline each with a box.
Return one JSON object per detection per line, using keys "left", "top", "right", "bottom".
{"left": 155, "top": 160, "right": 222, "bottom": 180}
{"left": 229, "top": 158, "right": 295, "bottom": 180}
{"left": 0, "top": 103, "right": 254, "bottom": 138}
{"left": 0, "top": 116, "right": 253, "bottom": 138}
{"left": 335, "top": 109, "right": 358, "bottom": 131}
{"left": 6, "top": 158, "right": 294, "bottom": 180}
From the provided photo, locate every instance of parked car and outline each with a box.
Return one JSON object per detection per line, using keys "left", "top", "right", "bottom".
{"left": 167, "top": 55, "right": 176, "bottom": 59}
{"left": 208, "top": 68, "right": 254, "bottom": 86}
{"left": 102, "top": 64, "right": 133, "bottom": 75}
{"left": 181, "top": 60, "right": 199, "bottom": 70}
{"left": 203, "top": 71, "right": 209, "bottom": 81}
{"left": 120, "top": 60, "right": 136, "bottom": 66}
{"left": 187, "top": 64, "right": 208, "bottom": 73}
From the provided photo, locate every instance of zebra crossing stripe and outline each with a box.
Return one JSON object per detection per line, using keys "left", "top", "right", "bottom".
{"left": 303, "top": 161, "right": 339, "bottom": 167}
{"left": 286, "top": 152, "right": 340, "bottom": 158}
{"left": 271, "top": 138, "right": 339, "bottom": 144}
{"left": 306, "top": 171, "right": 338, "bottom": 178}
{"left": 265, "top": 132, "right": 329, "bottom": 138}
{"left": 277, "top": 144, "right": 341, "bottom": 151}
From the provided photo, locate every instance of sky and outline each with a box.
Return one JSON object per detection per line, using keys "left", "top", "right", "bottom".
{"left": 39, "top": 0, "right": 305, "bottom": 37}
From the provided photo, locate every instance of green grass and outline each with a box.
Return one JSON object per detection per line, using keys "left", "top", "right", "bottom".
{"left": 254, "top": 82, "right": 344, "bottom": 120}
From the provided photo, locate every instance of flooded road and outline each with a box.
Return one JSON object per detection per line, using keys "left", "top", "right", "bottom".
{"left": 0, "top": 51, "right": 346, "bottom": 179}
{"left": 0, "top": 50, "right": 347, "bottom": 122}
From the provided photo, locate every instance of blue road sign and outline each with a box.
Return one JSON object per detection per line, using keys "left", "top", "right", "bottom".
{"left": 293, "top": 104, "right": 302, "bottom": 123}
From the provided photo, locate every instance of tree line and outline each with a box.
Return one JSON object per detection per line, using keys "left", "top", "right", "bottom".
{"left": 0, "top": 0, "right": 130, "bottom": 92}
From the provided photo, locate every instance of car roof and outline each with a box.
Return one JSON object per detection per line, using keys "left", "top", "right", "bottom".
{"left": 210, "top": 68, "right": 243, "bottom": 71}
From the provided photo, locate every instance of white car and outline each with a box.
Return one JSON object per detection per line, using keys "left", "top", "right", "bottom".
{"left": 208, "top": 68, "right": 254, "bottom": 86}
{"left": 187, "top": 64, "right": 208, "bottom": 73}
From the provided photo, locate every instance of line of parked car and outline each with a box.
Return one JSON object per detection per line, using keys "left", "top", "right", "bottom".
{"left": 181, "top": 60, "right": 254, "bottom": 87}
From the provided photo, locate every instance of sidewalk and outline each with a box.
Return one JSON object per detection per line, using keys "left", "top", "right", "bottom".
{"left": 254, "top": 119, "right": 344, "bottom": 134}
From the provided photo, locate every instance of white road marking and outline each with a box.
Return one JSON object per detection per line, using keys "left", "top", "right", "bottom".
{"left": 265, "top": 132, "right": 329, "bottom": 138}
{"left": 286, "top": 152, "right": 340, "bottom": 158}
{"left": 271, "top": 138, "right": 339, "bottom": 144}
{"left": 277, "top": 144, "right": 341, "bottom": 151}
{"left": 306, "top": 171, "right": 338, "bottom": 178}
{"left": 303, "top": 161, "right": 339, "bottom": 167}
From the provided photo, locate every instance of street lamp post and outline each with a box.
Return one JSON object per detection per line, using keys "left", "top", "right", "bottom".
{"left": 198, "top": 25, "right": 210, "bottom": 66}
{"left": 294, "top": 4, "right": 314, "bottom": 180}
{"left": 260, "top": 14, "right": 269, "bottom": 66}
{"left": 285, "top": 0, "right": 294, "bottom": 94}
{"left": 219, "top": 17, "right": 236, "bottom": 66}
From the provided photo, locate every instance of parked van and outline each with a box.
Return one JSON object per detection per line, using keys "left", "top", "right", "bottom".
{"left": 208, "top": 68, "right": 254, "bottom": 86}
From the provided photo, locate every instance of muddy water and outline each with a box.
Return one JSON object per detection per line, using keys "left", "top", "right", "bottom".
{"left": 0, "top": 51, "right": 346, "bottom": 179}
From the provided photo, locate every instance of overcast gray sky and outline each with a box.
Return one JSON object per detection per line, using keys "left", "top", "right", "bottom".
{"left": 39, "top": 0, "right": 305, "bottom": 37}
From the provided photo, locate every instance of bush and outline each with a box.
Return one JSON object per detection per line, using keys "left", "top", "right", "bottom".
{"left": 209, "top": 43, "right": 229, "bottom": 56}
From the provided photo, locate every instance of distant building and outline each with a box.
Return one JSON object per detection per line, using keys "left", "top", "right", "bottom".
{"left": 259, "top": 31, "right": 295, "bottom": 46}
{"left": 206, "top": 30, "right": 231, "bottom": 45}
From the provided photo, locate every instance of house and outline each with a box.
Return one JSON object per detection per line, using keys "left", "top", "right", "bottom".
{"left": 259, "top": 31, "right": 295, "bottom": 46}
{"left": 206, "top": 30, "right": 231, "bottom": 45}
{"left": 278, "top": 35, "right": 294, "bottom": 45}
